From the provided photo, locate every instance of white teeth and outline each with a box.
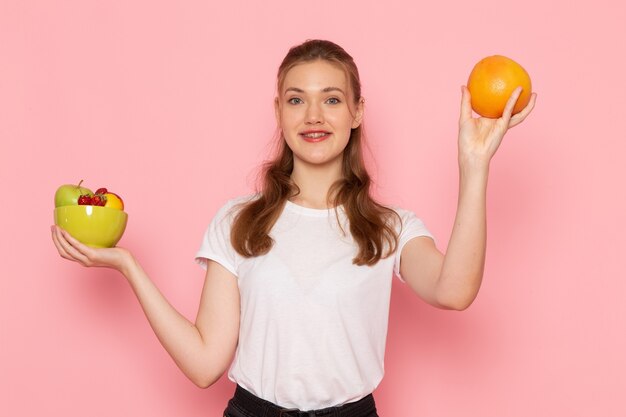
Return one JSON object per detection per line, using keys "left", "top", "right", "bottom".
{"left": 302, "top": 132, "right": 328, "bottom": 138}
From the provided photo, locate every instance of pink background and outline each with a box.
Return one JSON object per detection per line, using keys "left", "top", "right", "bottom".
{"left": 2, "top": 0, "right": 625, "bottom": 416}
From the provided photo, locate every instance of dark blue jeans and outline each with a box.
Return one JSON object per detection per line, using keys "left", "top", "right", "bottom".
{"left": 223, "top": 385, "right": 380, "bottom": 417}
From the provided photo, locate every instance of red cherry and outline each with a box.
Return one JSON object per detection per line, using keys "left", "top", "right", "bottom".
{"left": 92, "top": 195, "right": 102, "bottom": 206}
{"left": 95, "top": 188, "right": 108, "bottom": 195}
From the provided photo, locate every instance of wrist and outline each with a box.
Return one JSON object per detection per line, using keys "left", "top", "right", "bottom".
{"left": 119, "top": 251, "right": 139, "bottom": 279}
{"left": 459, "top": 160, "right": 489, "bottom": 181}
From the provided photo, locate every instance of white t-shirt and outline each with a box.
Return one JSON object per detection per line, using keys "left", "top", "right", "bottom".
{"left": 194, "top": 195, "right": 434, "bottom": 410}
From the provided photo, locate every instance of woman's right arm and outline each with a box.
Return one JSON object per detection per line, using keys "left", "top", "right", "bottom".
{"left": 51, "top": 225, "right": 240, "bottom": 388}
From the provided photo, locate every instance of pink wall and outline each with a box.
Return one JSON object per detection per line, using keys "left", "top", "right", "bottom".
{"left": 2, "top": 1, "right": 625, "bottom": 416}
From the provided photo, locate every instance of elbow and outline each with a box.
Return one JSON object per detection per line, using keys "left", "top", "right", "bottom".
{"left": 437, "top": 298, "right": 472, "bottom": 311}
{"left": 435, "top": 274, "right": 481, "bottom": 311}
{"left": 435, "top": 291, "right": 476, "bottom": 311}
{"left": 190, "top": 371, "right": 222, "bottom": 389}
{"left": 188, "top": 348, "right": 234, "bottom": 389}
{"left": 193, "top": 379, "right": 211, "bottom": 389}
{"left": 192, "top": 376, "right": 217, "bottom": 389}
{"left": 449, "top": 299, "right": 474, "bottom": 311}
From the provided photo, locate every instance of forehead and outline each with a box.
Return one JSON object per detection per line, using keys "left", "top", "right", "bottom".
{"left": 281, "top": 60, "right": 348, "bottom": 93}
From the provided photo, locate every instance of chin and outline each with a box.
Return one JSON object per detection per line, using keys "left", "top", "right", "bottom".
{"left": 296, "top": 152, "right": 343, "bottom": 166}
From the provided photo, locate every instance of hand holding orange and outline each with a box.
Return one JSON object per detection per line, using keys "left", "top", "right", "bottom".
{"left": 467, "top": 55, "right": 532, "bottom": 118}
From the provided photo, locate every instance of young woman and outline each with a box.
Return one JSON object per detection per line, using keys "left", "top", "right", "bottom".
{"left": 51, "top": 39, "right": 536, "bottom": 417}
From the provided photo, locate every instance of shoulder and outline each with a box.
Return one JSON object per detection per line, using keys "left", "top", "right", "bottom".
{"left": 384, "top": 204, "right": 414, "bottom": 226}
{"left": 387, "top": 205, "right": 411, "bottom": 217}
{"left": 205, "top": 194, "right": 260, "bottom": 229}
{"left": 219, "top": 193, "right": 260, "bottom": 215}
{"left": 384, "top": 204, "right": 431, "bottom": 237}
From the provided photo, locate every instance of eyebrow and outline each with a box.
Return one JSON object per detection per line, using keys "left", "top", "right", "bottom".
{"left": 284, "top": 86, "right": 346, "bottom": 95}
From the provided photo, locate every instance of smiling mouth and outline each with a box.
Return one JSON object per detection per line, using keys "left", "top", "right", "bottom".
{"left": 300, "top": 131, "right": 331, "bottom": 142}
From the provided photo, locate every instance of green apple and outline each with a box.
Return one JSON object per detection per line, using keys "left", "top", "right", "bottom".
{"left": 55, "top": 180, "right": 93, "bottom": 207}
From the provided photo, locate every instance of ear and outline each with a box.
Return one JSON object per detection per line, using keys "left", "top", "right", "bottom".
{"left": 352, "top": 97, "right": 365, "bottom": 129}
{"left": 274, "top": 97, "right": 281, "bottom": 125}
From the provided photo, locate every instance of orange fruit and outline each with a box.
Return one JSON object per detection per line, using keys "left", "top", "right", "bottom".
{"left": 103, "top": 192, "right": 124, "bottom": 210}
{"left": 467, "top": 55, "right": 532, "bottom": 118}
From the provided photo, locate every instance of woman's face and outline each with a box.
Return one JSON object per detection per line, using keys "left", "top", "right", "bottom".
{"left": 275, "top": 60, "right": 363, "bottom": 169}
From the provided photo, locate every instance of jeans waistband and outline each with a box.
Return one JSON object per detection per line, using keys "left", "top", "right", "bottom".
{"left": 230, "top": 384, "right": 377, "bottom": 417}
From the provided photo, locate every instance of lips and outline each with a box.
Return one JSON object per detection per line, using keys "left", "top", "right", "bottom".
{"left": 300, "top": 130, "right": 331, "bottom": 143}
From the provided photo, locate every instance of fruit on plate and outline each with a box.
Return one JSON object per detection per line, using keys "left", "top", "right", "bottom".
{"left": 467, "top": 55, "right": 532, "bottom": 118}
{"left": 54, "top": 180, "right": 93, "bottom": 208}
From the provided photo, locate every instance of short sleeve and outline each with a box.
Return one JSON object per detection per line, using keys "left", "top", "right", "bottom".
{"left": 194, "top": 198, "right": 242, "bottom": 277}
{"left": 393, "top": 208, "right": 435, "bottom": 282}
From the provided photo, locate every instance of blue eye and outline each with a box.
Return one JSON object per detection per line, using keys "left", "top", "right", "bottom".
{"left": 326, "top": 97, "right": 340, "bottom": 104}
{"left": 288, "top": 97, "right": 302, "bottom": 105}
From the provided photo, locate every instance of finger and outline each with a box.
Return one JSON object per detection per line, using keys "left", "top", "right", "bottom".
{"left": 61, "top": 228, "right": 110, "bottom": 267}
{"left": 53, "top": 226, "right": 84, "bottom": 263}
{"left": 508, "top": 92, "right": 537, "bottom": 128}
{"left": 61, "top": 227, "right": 94, "bottom": 257}
{"left": 501, "top": 86, "right": 523, "bottom": 124}
{"left": 60, "top": 228, "right": 97, "bottom": 264}
{"left": 459, "top": 85, "right": 473, "bottom": 125}
{"left": 51, "top": 225, "right": 73, "bottom": 261}
{"left": 55, "top": 227, "right": 92, "bottom": 266}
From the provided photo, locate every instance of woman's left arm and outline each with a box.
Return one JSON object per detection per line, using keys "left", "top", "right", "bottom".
{"left": 400, "top": 85, "right": 537, "bottom": 310}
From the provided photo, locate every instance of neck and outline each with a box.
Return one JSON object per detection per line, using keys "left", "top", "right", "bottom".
{"left": 290, "top": 156, "right": 343, "bottom": 209}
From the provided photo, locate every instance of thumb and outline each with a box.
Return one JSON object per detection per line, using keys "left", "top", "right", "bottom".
{"left": 459, "top": 85, "right": 472, "bottom": 125}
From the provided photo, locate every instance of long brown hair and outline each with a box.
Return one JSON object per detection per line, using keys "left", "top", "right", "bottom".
{"left": 231, "top": 39, "right": 399, "bottom": 266}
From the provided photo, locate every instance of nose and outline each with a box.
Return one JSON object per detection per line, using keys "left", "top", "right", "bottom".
{"left": 304, "top": 103, "right": 323, "bottom": 124}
